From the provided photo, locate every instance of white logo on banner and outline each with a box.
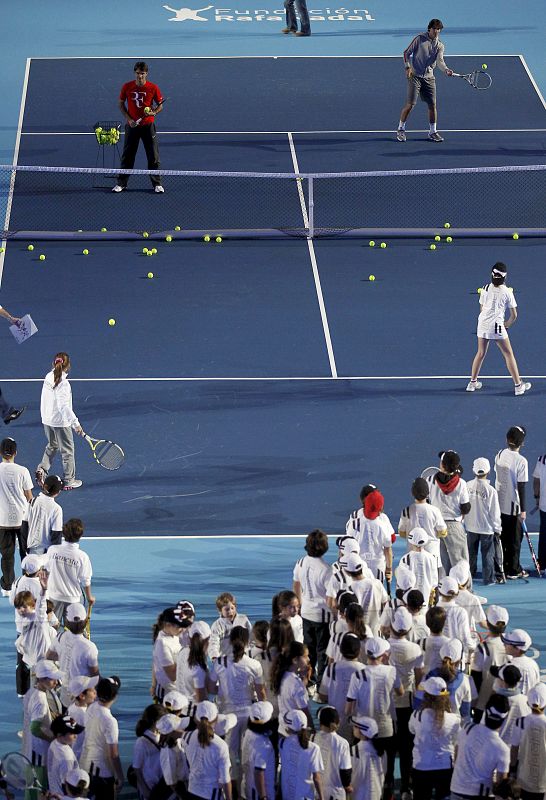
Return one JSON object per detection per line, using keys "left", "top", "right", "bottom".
{"left": 162, "top": 3, "right": 375, "bottom": 22}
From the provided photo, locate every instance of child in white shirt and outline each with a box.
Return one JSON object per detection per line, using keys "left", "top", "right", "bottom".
{"left": 209, "top": 591, "right": 252, "bottom": 660}
{"left": 24, "top": 474, "right": 64, "bottom": 554}
{"left": 465, "top": 457, "right": 502, "bottom": 585}
{"left": 312, "top": 706, "right": 352, "bottom": 800}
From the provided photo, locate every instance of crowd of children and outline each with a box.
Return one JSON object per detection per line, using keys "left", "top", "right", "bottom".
{"left": 2, "top": 428, "right": 546, "bottom": 800}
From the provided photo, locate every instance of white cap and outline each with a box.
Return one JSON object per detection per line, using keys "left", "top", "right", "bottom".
{"left": 21, "top": 553, "right": 46, "bottom": 574}
{"left": 486, "top": 605, "right": 509, "bottom": 626}
{"left": 438, "top": 576, "right": 459, "bottom": 596}
{"left": 528, "top": 683, "right": 546, "bottom": 710}
{"left": 392, "top": 607, "right": 413, "bottom": 633}
{"left": 249, "top": 700, "right": 274, "bottom": 723}
{"left": 502, "top": 628, "right": 532, "bottom": 651}
{"left": 344, "top": 552, "right": 364, "bottom": 572}
{"left": 450, "top": 560, "right": 471, "bottom": 586}
{"left": 473, "top": 457, "right": 490, "bottom": 476}
{"left": 420, "top": 676, "right": 449, "bottom": 696}
{"left": 156, "top": 713, "right": 189, "bottom": 735}
{"left": 407, "top": 527, "right": 429, "bottom": 547}
{"left": 163, "top": 690, "right": 190, "bottom": 714}
{"left": 216, "top": 713, "right": 237, "bottom": 737}
{"left": 189, "top": 620, "right": 211, "bottom": 639}
{"left": 68, "top": 675, "right": 99, "bottom": 697}
{"left": 66, "top": 602, "right": 87, "bottom": 622}
{"left": 366, "top": 637, "right": 390, "bottom": 659}
{"left": 440, "top": 638, "right": 463, "bottom": 662}
{"left": 35, "top": 659, "right": 63, "bottom": 680}
{"left": 283, "top": 709, "right": 308, "bottom": 732}
{"left": 195, "top": 700, "right": 218, "bottom": 722}
{"left": 395, "top": 565, "right": 417, "bottom": 591}
{"left": 64, "top": 768, "right": 90, "bottom": 789}
{"left": 338, "top": 536, "right": 360, "bottom": 554}
{"left": 351, "top": 715, "right": 379, "bottom": 738}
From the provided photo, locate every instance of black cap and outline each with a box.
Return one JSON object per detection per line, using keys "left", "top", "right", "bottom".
{"left": 1, "top": 437, "right": 16, "bottom": 457}
{"left": 96, "top": 675, "right": 121, "bottom": 701}
{"left": 490, "top": 663, "right": 522, "bottom": 687}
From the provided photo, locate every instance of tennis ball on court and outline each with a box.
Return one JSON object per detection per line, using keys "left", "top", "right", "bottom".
{"left": 147, "top": 250, "right": 153, "bottom": 256}
{"left": 82, "top": 249, "right": 89, "bottom": 255}
{"left": 369, "top": 240, "right": 375, "bottom": 247}
{"left": 380, "top": 242, "right": 387, "bottom": 249}
{"left": 95, "top": 127, "right": 102, "bottom": 133}
{"left": 215, "top": 236, "right": 222, "bottom": 243}
{"left": 368, "top": 275, "right": 376, "bottom": 281}
{"left": 27, "top": 244, "right": 34, "bottom": 251}
{"left": 151, "top": 248, "right": 157, "bottom": 255}
{"left": 430, "top": 244, "right": 436, "bottom": 250}
{"left": 204, "top": 235, "right": 211, "bottom": 242}
{"left": 512, "top": 233, "right": 519, "bottom": 240}
{"left": 174, "top": 226, "right": 181, "bottom": 231}
{"left": 101, "top": 227, "right": 107, "bottom": 232}
{"left": 39, "top": 254, "right": 46, "bottom": 260}
{"left": 142, "top": 247, "right": 149, "bottom": 254}
{"left": 446, "top": 236, "right": 453, "bottom": 243}
{"left": 147, "top": 272, "right": 154, "bottom": 279}
{"left": 166, "top": 235, "right": 172, "bottom": 242}
{"left": 444, "top": 222, "right": 451, "bottom": 229}
{"left": 142, "top": 231, "right": 149, "bottom": 238}
{"left": 477, "top": 287, "right": 482, "bottom": 294}
{"left": 108, "top": 318, "right": 116, "bottom": 326}
{"left": 434, "top": 235, "right": 441, "bottom": 242}
{"left": 482, "top": 63, "right": 488, "bottom": 69}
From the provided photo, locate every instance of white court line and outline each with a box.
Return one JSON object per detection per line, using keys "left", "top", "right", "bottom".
{"left": 28, "top": 54, "right": 524, "bottom": 60}
{"left": 20, "top": 128, "right": 546, "bottom": 135}
{"left": 519, "top": 55, "right": 546, "bottom": 110}
{"left": 0, "top": 375, "right": 545, "bottom": 382}
{"left": 0, "top": 57, "right": 31, "bottom": 286}
{"left": 85, "top": 531, "right": 539, "bottom": 541}
{"left": 287, "top": 132, "right": 337, "bottom": 378}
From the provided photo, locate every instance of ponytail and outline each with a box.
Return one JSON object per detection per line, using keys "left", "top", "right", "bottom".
{"left": 346, "top": 603, "right": 367, "bottom": 640}
{"left": 439, "top": 657, "right": 458, "bottom": 684}
{"left": 230, "top": 625, "right": 249, "bottom": 663}
{"left": 52, "top": 352, "right": 70, "bottom": 388}
{"left": 188, "top": 633, "right": 209, "bottom": 671}
{"left": 197, "top": 718, "right": 215, "bottom": 747}
{"left": 152, "top": 609, "right": 168, "bottom": 642}
{"left": 271, "top": 640, "right": 306, "bottom": 694}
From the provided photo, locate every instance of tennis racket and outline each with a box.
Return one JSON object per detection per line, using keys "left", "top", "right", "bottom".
{"left": 452, "top": 69, "right": 492, "bottom": 90}
{"left": 135, "top": 96, "right": 169, "bottom": 126}
{"left": 0, "top": 751, "right": 46, "bottom": 798}
{"left": 83, "top": 433, "right": 125, "bottom": 470}
{"left": 85, "top": 601, "right": 93, "bottom": 640}
{"left": 420, "top": 466, "right": 439, "bottom": 481}
{"left": 522, "top": 520, "right": 542, "bottom": 577}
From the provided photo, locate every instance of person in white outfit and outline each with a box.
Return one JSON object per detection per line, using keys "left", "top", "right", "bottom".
{"left": 311, "top": 706, "right": 352, "bottom": 800}
{"left": 465, "top": 457, "right": 503, "bottom": 585}
{"left": 399, "top": 527, "right": 438, "bottom": 604}
{"left": 509, "top": 683, "right": 546, "bottom": 800}
{"left": 0, "top": 436, "right": 33, "bottom": 594}
{"left": 24, "top": 474, "right": 64, "bottom": 555}
{"left": 37, "top": 353, "right": 84, "bottom": 491}
{"left": 350, "top": 716, "right": 386, "bottom": 800}
{"left": 45, "top": 518, "right": 94, "bottom": 626}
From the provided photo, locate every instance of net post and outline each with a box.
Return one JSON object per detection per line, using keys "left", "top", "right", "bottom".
{"left": 307, "top": 176, "right": 314, "bottom": 239}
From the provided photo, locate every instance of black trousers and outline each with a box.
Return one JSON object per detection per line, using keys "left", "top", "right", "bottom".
{"left": 500, "top": 513, "right": 523, "bottom": 576}
{"left": 88, "top": 775, "right": 116, "bottom": 800}
{"left": 0, "top": 526, "right": 27, "bottom": 590}
{"left": 395, "top": 707, "right": 414, "bottom": 792}
{"left": 16, "top": 651, "right": 31, "bottom": 696}
{"left": 538, "top": 510, "right": 546, "bottom": 570}
{"left": 118, "top": 123, "right": 161, "bottom": 187}
{"left": 412, "top": 767, "right": 452, "bottom": 799}
{"left": 302, "top": 617, "right": 330, "bottom": 685}
{"left": 521, "top": 790, "right": 545, "bottom": 800}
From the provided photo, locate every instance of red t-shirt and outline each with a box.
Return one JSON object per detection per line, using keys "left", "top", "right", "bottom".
{"left": 119, "top": 81, "right": 163, "bottom": 125}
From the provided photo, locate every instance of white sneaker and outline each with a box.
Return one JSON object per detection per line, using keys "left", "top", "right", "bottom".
{"left": 63, "top": 479, "right": 83, "bottom": 490}
{"left": 154, "top": 185, "right": 165, "bottom": 193}
{"left": 515, "top": 381, "right": 531, "bottom": 396}
{"left": 396, "top": 128, "right": 406, "bottom": 142}
{"left": 112, "top": 185, "right": 124, "bottom": 193}
{"left": 466, "top": 380, "right": 482, "bottom": 392}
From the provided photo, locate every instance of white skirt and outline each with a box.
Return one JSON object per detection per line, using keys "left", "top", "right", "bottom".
{"left": 477, "top": 322, "right": 508, "bottom": 340}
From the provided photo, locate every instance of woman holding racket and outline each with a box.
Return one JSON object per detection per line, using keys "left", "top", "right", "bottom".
{"left": 467, "top": 262, "right": 531, "bottom": 396}
{"left": 37, "top": 353, "right": 85, "bottom": 491}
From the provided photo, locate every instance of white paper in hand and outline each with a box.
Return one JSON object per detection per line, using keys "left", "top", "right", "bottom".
{"left": 10, "top": 314, "right": 38, "bottom": 344}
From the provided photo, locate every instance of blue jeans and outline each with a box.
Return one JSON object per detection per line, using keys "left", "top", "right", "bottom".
{"left": 467, "top": 531, "right": 495, "bottom": 584}
{"left": 284, "top": 0, "right": 310, "bottom": 34}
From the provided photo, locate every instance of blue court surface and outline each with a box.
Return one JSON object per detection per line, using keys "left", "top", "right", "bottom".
{"left": 1, "top": 4, "right": 546, "bottom": 792}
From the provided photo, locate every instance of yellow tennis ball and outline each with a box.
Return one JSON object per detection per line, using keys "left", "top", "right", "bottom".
{"left": 143, "top": 231, "right": 149, "bottom": 238}
{"left": 430, "top": 244, "right": 436, "bottom": 250}
{"left": 477, "top": 287, "right": 482, "bottom": 294}
{"left": 101, "top": 227, "right": 107, "bottom": 232}
{"left": 144, "top": 106, "right": 151, "bottom": 114}
{"left": 380, "top": 242, "right": 387, "bottom": 249}
{"left": 368, "top": 274, "right": 376, "bottom": 281}
{"left": 444, "top": 222, "right": 451, "bottom": 229}
{"left": 151, "top": 248, "right": 157, "bottom": 255}
{"left": 96, "top": 127, "right": 103, "bottom": 133}
{"left": 174, "top": 226, "right": 181, "bottom": 231}
{"left": 512, "top": 233, "right": 519, "bottom": 240}
{"left": 27, "top": 244, "right": 34, "bottom": 251}
{"left": 82, "top": 249, "right": 89, "bottom": 255}
{"left": 108, "top": 318, "right": 116, "bottom": 326}
{"left": 147, "top": 250, "right": 153, "bottom": 256}
{"left": 0, "top": 247, "right": 3, "bottom": 253}
{"left": 166, "top": 235, "right": 172, "bottom": 242}
{"left": 204, "top": 235, "right": 211, "bottom": 242}
{"left": 369, "top": 240, "right": 375, "bottom": 247}
{"left": 39, "top": 254, "right": 46, "bottom": 260}
{"left": 147, "top": 272, "right": 154, "bottom": 279}
{"left": 482, "top": 63, "right": 487, "bottom": 69}
{"left": 215, "top": 236, "right": 222, "bottom": 243}
{"left": 142, "top": 247, "right": 149, "bottom": 254}
{"left": 446, "top": 236, "right": 453, "bottom": 243}
{"left": 434, "top": 235, "right": 441, "bottom": 242}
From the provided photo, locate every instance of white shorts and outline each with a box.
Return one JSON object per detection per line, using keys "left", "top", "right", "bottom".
{"left": 477, "top": 323, "right": 508, "bottom": 340}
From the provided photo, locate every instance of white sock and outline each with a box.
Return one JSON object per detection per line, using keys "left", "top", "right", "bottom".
{"left": 398, "top": 120, "right": 406, "bottom": 130}
{"left": 429, "top": 122, "right": 437, "bottom": 133}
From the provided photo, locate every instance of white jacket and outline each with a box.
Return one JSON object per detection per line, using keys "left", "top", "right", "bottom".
{"left": 40, "top": 370, "right": 80, "bottom": 429}
{"left": 464, "top": 478, "right": 502, "bottom": 535}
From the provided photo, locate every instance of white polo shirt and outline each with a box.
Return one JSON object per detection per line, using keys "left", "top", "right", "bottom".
{"left": 398, "top": 502, "right": 446, "bottom": 550}
{"left": 45, "top": 542, "right": 92, "bottom": 603}
{"left": 346, "top": 510, "right": 394, "bottom": 576}
{"left": 419, "top": 634, "right": 451, "bottom": 673}
{"left": 312, "top": 730, "right": 351, "bottom": 800}
{"left": 293, "top": 555, "right": 332, "bottom": 623}
{"left": 347, "top": 664, "right": 400, "bottom": 737}
{"left": 241, "top": 729, "right": 276, "bottom": 800}
{"left": 0, "top": 461, "right": 32, "bottom": 527}
{"left": 319, "top": 658, "right": 366, "bottom": 723}
{"left": 213, "top": 653, "right": 264, "bottom": 715}
{"left": 40, "top": 370, "right": 80, "bottom": 429}
{"left": 279, "top": 735, "right": 324, "bottom": 800}
{"left": 510, "top": 713, "right": 546, "bottom": 794}
{"left": 152, "top": 630, "right": 181, "bottom": 694}
{"left": 388, "top": 638, "right": 424, "bottom": 708}
{"left": 278, "top": 672, "right": 308, "bottom": 737}
{"left": 399, "top": 549, "right": 438, "bottom": 604}
{"left": 132, "top": 729, "right": 163, "bottom": 791}
{"left": 470, "top": 637, "right": 508, "bottom": 711}
{"left": 80, "top": 701, "right": 119, "bottom": 778}
{"left": 26, "top": 493, "right": 63, "bottom": 553}
{"left": 450, "top": 722, "right": 509, "bottom": 797}
{"left": 183, "top": 730, "right": 231, "bottom": 798}
{"left": 428, "top": 476, "right": 470, "bottom": 522}
{"left": 495, "top": 448, "right": 528, "bottom": 516}
{"left": 49, "top": 629, "right": 99, "bottom": 707}
{"left": 409, "top": 707, "right": 460, "bottom": 771}
{"left": 47, "top": 739, "right": 78, "bottom": 795}
{"left": 532, "top": 454, "right": 546, "bottom": 512}
{"left": 350, "top": 739, "right": 386, "bottom": 800}
{"left": 348, "top": 576, "right": 388, "bottom": 636}
{"left": 175, "top": 647, "right": 208, "bottom": 701}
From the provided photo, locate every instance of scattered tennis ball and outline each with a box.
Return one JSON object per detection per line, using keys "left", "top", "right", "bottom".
{"left": 446, "top": 236, "right": 453, "bottom": 243}
{"left": 151, "top": 248, "right": 157, "bottom": 255}
{"left": 203, "top": 235, "right": 211, "bottom": 242}
{"left": 147, "top": 272, "right": 154, "bottom": 279}
{"left": 368, "top": 275, "right": 376, "bottom": 281}
{"left": 142, "top": 231, "right": 149, "bottom": 238}
{"left": 174, "top": 226, "right": 181, "bottom": 231}
{"left": 482, "top": 63, "right": 488, "bottom": 69}
{"left": 82, "top": 249, "right": 89, "bottom": 255}
{"left": 430, "top": 244, "right": 436, "bottom": 250}
{"left": 95, "top": 127, "right": 103, "bottom": 133}
{"left": 142, "top": 247, "right": 149, "bottom": 254}
{"left": 101, "top": 227, "right": 107, "bottom": 232}
{"left": 477, "top": 287, "right": 482, "bottom": 294}
{"left": 434, "top": 235, "right": 441, "bottom": 242}
{"left": 166, "top": 235, "right": 172, "bottom": 242}
{"left": 380, "top": 242, "right": 387, "bottom": 249}
{"left": 369, "top": 240, "right": 375, "bottom": 247}
{"left": 108, "top": 318, "right": 116, "bottom": 326}
{"left": 512, "top": 233, "right": 519, "bottom": 240}
{"left": 215, "top": 236, "right": 222, "bottom": 243}
{"left": 27, "top": 244, "right": 34, "bottom": 251}
{"left": 444, "top": 222, "right": 451, "bottom": 229}
{"left": 39, "top": 254, "right": 46, "bottom": 260}
{"left": 147, "top": 250, "right": 153, "bottom": 256}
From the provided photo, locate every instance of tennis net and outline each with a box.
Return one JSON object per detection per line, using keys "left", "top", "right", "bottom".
{"left": 1, "top": 163, "right": 545, "bottom": 239}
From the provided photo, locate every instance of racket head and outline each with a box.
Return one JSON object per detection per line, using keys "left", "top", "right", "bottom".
{"left": 85, "top": 435, "right": 125, "bottom": 470}
{"left": 0, "top": 752, "right": 38, "bottom": 791}
{"left": 469, "top": 69, "right": 492, "bottom": 89}
{"left": 420, "top": 466, "right": 439, "bottom": 481}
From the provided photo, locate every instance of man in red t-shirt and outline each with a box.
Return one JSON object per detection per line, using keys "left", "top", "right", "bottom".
{"left": 113, "top": 61, "right": 164, "bottom": 193}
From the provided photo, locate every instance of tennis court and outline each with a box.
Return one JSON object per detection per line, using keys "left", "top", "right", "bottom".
{"left": 1, "top": 20, "right": 546, "bottom": 797}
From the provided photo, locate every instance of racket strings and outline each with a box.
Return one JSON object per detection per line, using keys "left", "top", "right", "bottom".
{"left": 94, "top": 441, "right": 125, "bottom": 470}
{"left": 470, "top": 69, "right": 492, "bottom": 89}
{"left": 1, "top": 753, "right": 34, "bottom": 789}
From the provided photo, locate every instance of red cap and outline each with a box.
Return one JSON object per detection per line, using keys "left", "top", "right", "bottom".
{"left": 364, "top": 490, "right": 384, "bottom": 520}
